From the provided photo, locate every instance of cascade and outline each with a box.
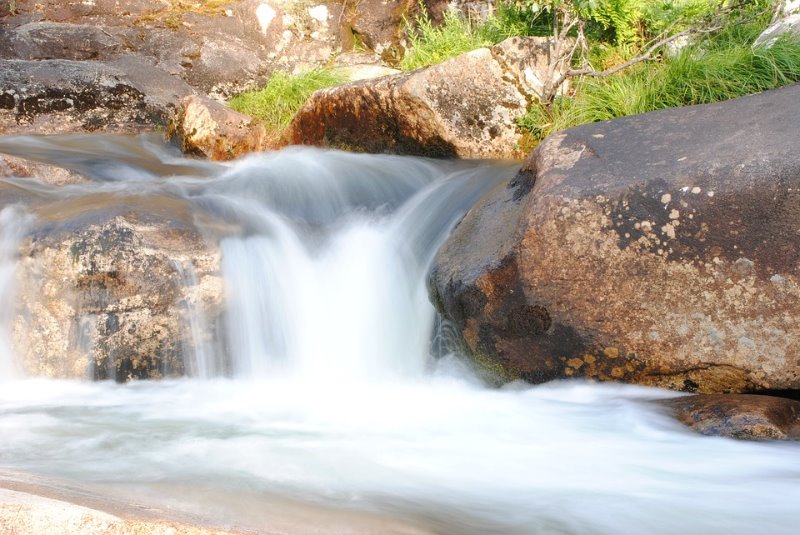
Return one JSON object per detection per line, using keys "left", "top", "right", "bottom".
{"left": 0, "top": 135, "right": 798, "bottom": 535}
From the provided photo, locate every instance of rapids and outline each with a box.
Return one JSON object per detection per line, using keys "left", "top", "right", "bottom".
{"left": 0, "top": 134, "right": 798, "bottom": 534}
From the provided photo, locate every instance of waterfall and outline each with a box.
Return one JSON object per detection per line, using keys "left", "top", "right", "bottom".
{"left": 0, "top": 206, "right": 31, "bottom": 379}
{"left": 210, "top": 154, "right": 505, "bottom": 382}
{"left": 0, "top": 136, "right": 798, "bottom": 535}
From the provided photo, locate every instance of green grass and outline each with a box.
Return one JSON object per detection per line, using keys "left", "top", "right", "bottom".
{"left": 399, "top": 3, "right": 555, "bottom": 71}
{"left": 400, "top": 10, "right": 494, "bottom": 71}
{"left": 518, "top": 21, "right": 800, "bottom": 145}
{"left": 228, "top": 69, "right": 346, "bottom": 135}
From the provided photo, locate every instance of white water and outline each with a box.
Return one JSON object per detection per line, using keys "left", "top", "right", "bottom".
{"left": 0, "top": 136, "right": 799, "bottom": 534}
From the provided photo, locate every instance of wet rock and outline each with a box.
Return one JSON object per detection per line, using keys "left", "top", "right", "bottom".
{"left": 0, "top": 59, "right": 188, "bottom": 134}
{"left": 429, "top": 84, "right": 800, "bottom": 392}
{"left": 658, "top": 394, "right": 800, "bottom": 440}
{"left": 13, "top": 213, "right": 224, "bottom": 381}
{"left": 171, "top": 95, "right": 267, "bottom": 161}
{"left": 0, "top": 21, "right": 126, "bottom": 60}
{"left": 289, "top": 37, "right": 565, "bottom": 158}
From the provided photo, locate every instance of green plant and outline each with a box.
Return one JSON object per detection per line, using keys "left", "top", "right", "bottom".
{"left": 400, "top": 9, "right": 494, "bottom": 71}
{"left": 228, "top": 69, "right": 346, "bottom": 134}
{"left": 518, "top": 19, "right": 800, "bottom": 144}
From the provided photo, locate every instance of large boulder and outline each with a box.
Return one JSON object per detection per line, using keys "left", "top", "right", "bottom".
{"left": 0, "top": 21, "right": 126, "bottom": 61}
{"left": 0, "top": 59, "right": 193, "bottom": 134}
{"left": 288, "top": 37, "right": 565, "bottom": 159}
{"left": 13, "top": 213, "right": 224, "bottom": 381}
{"left": 429, "top": 84, "right": 800, "bottom": 393}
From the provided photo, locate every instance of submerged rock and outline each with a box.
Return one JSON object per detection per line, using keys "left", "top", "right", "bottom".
{"left": 289, "top": 36, "right": 566, "bottom": 159}
{"left": 658, "top": 394, "right": 800, "bottom": 441}
{"left": 13, "top": 213, "right": 224, "bottom": 381}
{"left": 171, "top": 95, "right": 267, "bottom": 160}
{"left": 429, "top": 84, "right": 800, "bottom": 393}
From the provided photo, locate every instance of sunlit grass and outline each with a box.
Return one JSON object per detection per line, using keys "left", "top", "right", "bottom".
{"left": 518, "top": 21, "right": 800, "bottom": 146}
{"left": 228, "top": 68, "right": 346, "bottom": 135}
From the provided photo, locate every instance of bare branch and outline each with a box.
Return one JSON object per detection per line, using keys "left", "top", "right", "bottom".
{"left": 566, "top": 29, "right": 692, "bottom": 78}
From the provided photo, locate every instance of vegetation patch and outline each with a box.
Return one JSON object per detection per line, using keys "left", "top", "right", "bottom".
{"left": 519, "top": 20, "right": 800, "bottom": 145}
{"left": 399, "top": 3, "right": 550, "bottom": 71}
{"left": 228, "top": 68, "right": 346, "bottom": 141}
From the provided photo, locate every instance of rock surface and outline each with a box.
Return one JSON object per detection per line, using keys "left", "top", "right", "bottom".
{"left": 0, "top": 58, "right": 193, "bottom": 135}
{"left": 0, "top": 154, "right": 85, "bottom": 184}
{"left": 0, "top": 487, "right": 240, "bottom": 535}
{"left": 0, "top": 0, "right": 411, "bottom": 139}
{"left": 658, "top": 394, "right": 800, "bottom": 440}
{"left": 289, "top": 37, "right": 565, "bottom": 159}
{"left": 755, "top": 1, "right": 800, "bottom": 47}
{"left": 171, "top": 95, "right": 267, "bottom": 160}
{"left": 429, "top": 84, "right": 800, "bottom": 393}
{"left": 13, "top": 212, "right": 224, "bottom": 381}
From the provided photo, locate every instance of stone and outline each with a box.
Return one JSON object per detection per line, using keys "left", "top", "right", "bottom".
{"left": 0, "top": 0, "right": 351, "bottom": 129}
{"left": 289, "top": 37, "right": 565, "bottom": 159}
{"left": 0, "top": 22, "right": 125, "bottom": 60}
{"left": 333, "top": 64, "right": 401, "bottom": 82}
{"left": 13, "top": 213, "right": 224, "bottom": 381}
{"left": 429, "top": 84, "right": 800, "bottom": 393}
{"left": 170, "top": 95, "right": 267, "bottom": 161}
{"left": 0, "top": 154, "right": 85, "bottom": 185}
{"left": 0, "top": 59, "right": 190, "bottom": 135}
{"left": 755, "top": 13, "right": 800, "bottom": 47}
{"left": 657, "top": 394, "right": 800, "bottom": 440}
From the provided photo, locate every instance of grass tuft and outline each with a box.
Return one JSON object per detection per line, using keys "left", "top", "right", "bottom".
{"left": 400, "top": 10, "right": 493, "bottom": 71}
{"left": 228, "top": 68, "right": 346, "bottom": 135}
{"left": 399, "top": 3, "right": 554, "bottom": 71}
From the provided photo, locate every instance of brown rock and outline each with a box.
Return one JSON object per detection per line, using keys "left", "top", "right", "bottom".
{"left": 658, "top": 394, "right": 800, "bottom": 440}
{"left": 429, "top": 84, "right": 800, "bottom": 392}
{"left": 13, "top": 213, "right": 224, "bottom": 381}
{"left": 345, "top": 0, "right": 415, "bottom": 57}
{"left": 289, "top": 37, "right": 565, "bottom": 159}
{"left": 0, "top": 22, "right": 125, "bottom": 60}
{"left": 170, "top": 95, "right": 267, "bottom": 160}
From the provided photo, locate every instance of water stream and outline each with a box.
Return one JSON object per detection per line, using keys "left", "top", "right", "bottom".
{"left": 0, "top": 135, "right": 798, "bottom": 534}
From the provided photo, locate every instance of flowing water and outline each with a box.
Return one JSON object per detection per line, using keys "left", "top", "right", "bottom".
{"left": 0, "top": 135, "right": 798, "bottom": 534}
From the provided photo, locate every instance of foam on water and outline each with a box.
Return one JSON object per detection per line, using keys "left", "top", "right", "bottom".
{"left": 0, "top": 136, "right": 798, "bottom": 534}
